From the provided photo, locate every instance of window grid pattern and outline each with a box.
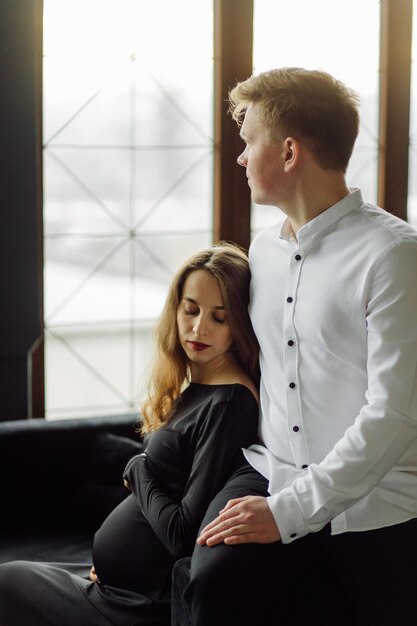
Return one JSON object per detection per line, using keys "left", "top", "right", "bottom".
{"left": 43, "top": 1, "right": 213, "bottom": 419}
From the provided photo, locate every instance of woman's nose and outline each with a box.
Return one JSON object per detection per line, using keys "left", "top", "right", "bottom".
{"left": 193, "top": 315, "right": 208, "bottom": 336}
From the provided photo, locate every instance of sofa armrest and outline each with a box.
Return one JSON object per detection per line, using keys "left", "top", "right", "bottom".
{"left": 0, "top": 414, "right": 141, "bottom": 531}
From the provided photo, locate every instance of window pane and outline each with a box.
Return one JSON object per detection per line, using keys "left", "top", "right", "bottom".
{"left": 43, "top": 0, "right": 213, "bottom": 419}
{"left": 409, "top": 4, "right": 417, "bottom": 229}
{"left": 251, "top": 0, "right": 380, "bottom": 234}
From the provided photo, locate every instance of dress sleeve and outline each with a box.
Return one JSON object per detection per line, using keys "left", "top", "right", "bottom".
{"left": 123, "top": 390, "right": 258, "bottom": 558}
{"left": 269, "top": 239, "right": 417, "bottom": 543}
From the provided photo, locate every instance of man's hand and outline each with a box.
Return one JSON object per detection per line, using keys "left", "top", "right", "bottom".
{"left": 197, "top": 496, "right": 281, "bottom": 546}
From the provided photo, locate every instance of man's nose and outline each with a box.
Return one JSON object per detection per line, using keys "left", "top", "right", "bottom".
{"left": 237, "top": 147, "right": 247, "bottom": 167}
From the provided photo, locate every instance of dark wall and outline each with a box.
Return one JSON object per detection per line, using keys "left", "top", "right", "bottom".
{"left": 0, "top": 1, "right": 43, "bottom": 419}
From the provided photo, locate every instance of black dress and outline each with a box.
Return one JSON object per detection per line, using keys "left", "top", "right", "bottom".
{"left": 0, "top": 383, "right": 258, "bottom": 626}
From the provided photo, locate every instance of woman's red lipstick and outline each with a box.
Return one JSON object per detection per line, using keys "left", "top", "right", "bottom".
{"left": 188, "top": 341, "right": 210, "bottom": 351}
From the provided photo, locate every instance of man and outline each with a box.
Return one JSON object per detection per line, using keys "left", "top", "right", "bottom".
{"left": 172, "top": 68, "right": 417, "bottom": 625}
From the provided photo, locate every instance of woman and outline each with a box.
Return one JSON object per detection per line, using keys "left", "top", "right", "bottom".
{"left": 0, "top": 242, "right": 260, "bottom": 626}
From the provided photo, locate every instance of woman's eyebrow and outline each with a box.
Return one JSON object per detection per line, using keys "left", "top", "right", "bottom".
{"left": 183, "top": 296, "right": 225, "bottom": 310}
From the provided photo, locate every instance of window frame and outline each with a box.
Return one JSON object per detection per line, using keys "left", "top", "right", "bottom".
{"left": 0, "top": 0, "right": 414, "bottom": 420}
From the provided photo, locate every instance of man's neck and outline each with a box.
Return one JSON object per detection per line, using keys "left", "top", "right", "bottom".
{"left": 283, "top": 169, "right": 350, "bottom": 235}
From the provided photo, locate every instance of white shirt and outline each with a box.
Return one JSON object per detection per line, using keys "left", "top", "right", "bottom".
{"left": 244, "top": 189, "right": 417, "bottom": 544}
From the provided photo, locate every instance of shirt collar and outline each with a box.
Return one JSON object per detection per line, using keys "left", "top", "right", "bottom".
{"left": 279, "top": 188, "right": 363, "bottom": 242}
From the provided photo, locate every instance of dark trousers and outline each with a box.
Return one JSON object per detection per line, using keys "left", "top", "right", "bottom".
{"left": 172, "top": 463, "right": 417, "bottom": 626}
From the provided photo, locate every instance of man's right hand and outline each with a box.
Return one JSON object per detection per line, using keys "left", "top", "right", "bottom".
{"left": 197, "top": 495, "right": 281, "bottom": 546}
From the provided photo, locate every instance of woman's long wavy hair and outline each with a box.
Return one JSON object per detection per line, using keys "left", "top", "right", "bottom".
{"left": 140, "top": 242, "right": 260, "bottom": 433}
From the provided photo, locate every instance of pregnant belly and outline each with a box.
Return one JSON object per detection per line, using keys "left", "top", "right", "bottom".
{"left": 92, "top": 494, "right": 174, "bottom": 594}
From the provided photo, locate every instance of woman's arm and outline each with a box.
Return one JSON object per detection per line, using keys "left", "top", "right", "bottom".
{"left": 123, "top": 389, "right": 258, "bottom": 558}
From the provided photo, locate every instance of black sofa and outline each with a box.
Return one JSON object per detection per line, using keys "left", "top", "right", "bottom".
{"left": 0, "top": 414, "right": 143, "bottom": 565}
{"left": 0, "top": 413, "right": 194, "bottom": 624}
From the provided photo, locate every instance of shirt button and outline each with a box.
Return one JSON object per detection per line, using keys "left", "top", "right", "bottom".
{"left": 288, "top": 340, "right": 294, "bottom": 346}
{"left": 287, "top": 296, "right": 293, "bottom": 303}
{"left": 290, "top": 533, "right": 297, "bottom": 538}
{"left": 295, "top": 254, "right": 302, "bottom": 261}
{"left": 293, "top": 426, "right": 300, "bottom": 432}
{"left": 302, "top": 464, "right": 309, "bottom": 469}
{"left": 289, "top": 382, "right": 296, "bottom": 389}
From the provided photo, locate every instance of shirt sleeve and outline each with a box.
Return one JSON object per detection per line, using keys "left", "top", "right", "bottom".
{"left": 269, "top": 239, "right": 417, "bottom": 543}
{"left": 123, "top": 391, "right": 258, "bottom": 558}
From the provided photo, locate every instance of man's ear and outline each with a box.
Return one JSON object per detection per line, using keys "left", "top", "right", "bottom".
{"left": 282, "top": 137, "right": 299, "bottom": 171}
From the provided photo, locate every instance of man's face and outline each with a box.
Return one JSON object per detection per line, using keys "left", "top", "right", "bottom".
{"left": 237, "top": 104, "right": 287, "bottom": 207}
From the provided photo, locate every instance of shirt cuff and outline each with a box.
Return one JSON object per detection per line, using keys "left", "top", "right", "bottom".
{"left": 267, "top": 489, "right": 309, "bottom": 544}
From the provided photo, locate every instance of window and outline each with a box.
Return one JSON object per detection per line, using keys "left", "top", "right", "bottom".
{"left": 251, "top": 0, "right": 380, "bottom": 234}
{"left": 2, "top": 0, "right": 414, "bottom": 421}
{"left": 43, "top": 0, "right": 214, "bottom": 418}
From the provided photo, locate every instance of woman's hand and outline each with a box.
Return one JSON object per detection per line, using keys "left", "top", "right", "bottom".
{"left": 123, "top": 452, "right": 147, "bottom": 493}
{"left": 89, "top": 566, "right": 100, "bottom": 583}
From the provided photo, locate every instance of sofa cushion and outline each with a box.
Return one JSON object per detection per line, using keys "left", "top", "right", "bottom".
{"left": 0, "top": 530, "right": 93, "bottom": 565}
{"left": 87, "top": 432, "right": 143, "bottom": 485}
{"left": 70, "top": 432, "right": 143, "bottom": 531}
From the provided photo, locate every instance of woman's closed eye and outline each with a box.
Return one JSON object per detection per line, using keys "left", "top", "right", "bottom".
{"left": 184, "top": 307, "right": 226, "bottom": 324}
{"left": 184, "top": 306, "right": 199, "bottom": 316}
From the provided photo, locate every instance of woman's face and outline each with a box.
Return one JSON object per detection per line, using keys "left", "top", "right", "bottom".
{"left": 176, "top": 269, "right": 233, "bottom": 380}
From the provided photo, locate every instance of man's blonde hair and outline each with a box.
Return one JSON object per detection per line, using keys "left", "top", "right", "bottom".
{"left": 229, "top": 67, "right": 360, "bottom": 172}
